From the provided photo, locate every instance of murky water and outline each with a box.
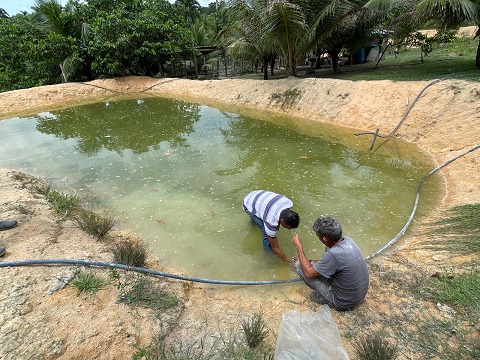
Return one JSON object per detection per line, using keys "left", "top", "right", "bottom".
{"left": 0, "top": 96, "right": 441, "bottom": 281}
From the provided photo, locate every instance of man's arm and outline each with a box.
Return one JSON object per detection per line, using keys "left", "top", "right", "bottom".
{"left": 267, "top": 236, "right": 293, "bottom": 265}
{"left": 291, "top": 233, "right": 319, "bottom": 278}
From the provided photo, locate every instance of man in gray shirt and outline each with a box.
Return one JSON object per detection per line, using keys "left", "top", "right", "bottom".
{"left": 291, "top": 216, "right": 369, "bottom": 311}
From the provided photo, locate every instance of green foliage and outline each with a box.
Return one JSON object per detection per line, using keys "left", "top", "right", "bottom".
{"left": 71, "top": 270, "right": 106, "bottom": 295}
{"left": 71, "top": 209, "right": 116, "bottom": 239}
{"left": 428, "top": 269, "right": 480, "bottom": 311}
{"left": 45, "top": 188, "right": 79, "bottom": 216}
{"left": 133, "top": 338, "right": 216, "bottom": 360}
{"left": 353, "top": 332, "right": 399, "bottom": 360}
{"left": 241, "top": 313, "right": 269, "bottom": 349}
{"left": 109, "top": 270, "right": 179, "bottom": 312}
{"left": 110, "top": 240, "right": 148, "bottom": 267}
{"left": 0, "top": 10, "right": 75, "bottom": 91}
{"left": 403, "top": 29, "right": 456, "bottom": 62}
{"left": 1, "top": 0, "right": 194, "bottom": 91}
{"left": 85, "top": 0, "right": 193, "bottom": 78}
{"left": 433, "top": 203, "right": 480, "bottom": 254}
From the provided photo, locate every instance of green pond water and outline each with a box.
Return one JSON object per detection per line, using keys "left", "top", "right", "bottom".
{"left": 0, "top": 96, "right": 441, "bottom": 281}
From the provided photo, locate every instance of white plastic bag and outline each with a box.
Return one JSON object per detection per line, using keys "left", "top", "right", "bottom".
{"left": 274, "top": 306, "right": 350, "bottom": 360}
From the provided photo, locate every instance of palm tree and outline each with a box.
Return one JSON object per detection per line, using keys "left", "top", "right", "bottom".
{"left": 31, "top": 0, "right": 87, "bottom": 81}
{"left": 414, "top": 0, "right": 480, "bottom": 68}
{"left": 263, "top": 0, "right": 313, "bottom": 77}
{"left": 176, "top": 0, "right": 202, "bottom": 25}
{"left": 230, "top": 0, "right": 279, "bottom": 79}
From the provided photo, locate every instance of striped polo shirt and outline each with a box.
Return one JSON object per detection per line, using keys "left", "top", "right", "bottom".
{"left": 243, "top": 190, "right": 294, "bottom": 237}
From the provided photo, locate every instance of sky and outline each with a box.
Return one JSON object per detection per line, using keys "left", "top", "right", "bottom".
{"left": 1, "top": 0, "right": 212, "bottom": 16}
{"left": 0, "top": 0, "right": 61, "bottom": 15}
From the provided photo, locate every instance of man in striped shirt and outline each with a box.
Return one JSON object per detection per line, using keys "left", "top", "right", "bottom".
{"left": 243, "top": 190, "right": 300, "bottom": 265}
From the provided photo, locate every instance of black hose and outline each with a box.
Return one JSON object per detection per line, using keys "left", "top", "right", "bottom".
{"left": 365, "top": 144, "right": 480, "bottom": 260}
{"left": 0, "top": 258, "right": 302, "bottom": 285}
{"left": 1, "top": 145, "right": 478, "bottom": 283}
{"left": 1, "top": 144, "right": 478, "bottom": 283}
{"left": 355, "top": 78, "right": 447, "bottom": 151}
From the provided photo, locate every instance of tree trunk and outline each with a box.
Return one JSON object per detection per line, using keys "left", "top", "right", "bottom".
{"left": 193, "top": 54, "right": 198, "bottom": 79}
{"left": 328, "top": 50, "right": 342, "bottom": 74}
{"left": 263, "top": 57, "right": 269, "bottom": 80}
{"left": 270, "top": 55, "right": 275, "bottom": 75}
{"left": 476, "top": 40, "right": 480, "bottom": 69}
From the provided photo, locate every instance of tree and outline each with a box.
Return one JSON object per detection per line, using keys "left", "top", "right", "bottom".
{"left": 230, "top": 0, "right": 279, "bottom": 79}
{"left": 175, "top": 0, "right": 202, "bottom": 25}
{"left": 0, "top": 8, "right": 9, "bottom": 18}
{"left": 72, "top": 0, "right": 193, "bottom": 78}
{"left": 414, "top": 0, "right": 480, "bottom": 68}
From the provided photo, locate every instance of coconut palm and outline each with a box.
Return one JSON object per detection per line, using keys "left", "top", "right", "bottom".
{"left": 262, "top": 0, "right": 313, "bottom": 76}
{"left": 414, "top": 0, "right": 480, "bottom": 68}
{"left": 176, "top": 0, "right": 202, "bottom": 25}
{"left": 230, "top": 0, "right": 279, "bottom": 79}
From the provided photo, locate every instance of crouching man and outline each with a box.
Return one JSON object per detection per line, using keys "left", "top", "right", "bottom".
{"left": 291, "top": 216, "right": 369, "bottom": 311}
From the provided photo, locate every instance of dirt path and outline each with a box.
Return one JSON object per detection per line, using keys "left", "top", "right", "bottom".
{"left": 0, "top": 76, "right": 478, "bottom": 359}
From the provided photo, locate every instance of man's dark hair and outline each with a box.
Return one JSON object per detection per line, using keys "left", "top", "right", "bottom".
{"left": 313, "top": 216, "right": 342, "bottom": 242}
{"left": 280, "top": 209, "right": 300, "bottom": 228}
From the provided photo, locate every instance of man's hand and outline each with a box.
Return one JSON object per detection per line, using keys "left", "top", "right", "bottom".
{"left": 291, "top": 232, "right": 303, "bottom": 250}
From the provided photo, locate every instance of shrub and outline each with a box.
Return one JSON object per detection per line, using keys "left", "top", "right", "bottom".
{"left": 71, "top": 270, "right": 106, "bottom": 296}
{"left": 46, "top": 189, "right": 79, "bottom": 216}
{"left": 353, "top": 332, "right": 399, "bottom": 360}
{"left": 72, "top": 209, "right": 116, "bottom": 239}
{"left": 241, "top": 313, "right": 269, "bottom": 349}
{"left": 110, "top": 240, "right": 148, "bottom": 267}
{"left": 110, "top": 270, "right": 179, "bottom": 311}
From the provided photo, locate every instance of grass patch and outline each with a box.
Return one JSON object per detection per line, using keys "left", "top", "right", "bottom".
{"left": 71, "top": 270, "right": 106, "bottom": 296}
{"left": 428, "top": 269, "right": 480, "bottom": 312}
{"left": 432, "top": 203, "right": 480, "bottom": 254}
{"left": 241, "top": 313, "right": 269, "bottom": 349}
{"left": 352, "top": 332, "right": 399, "bottom": 360}
{"left": 109, "top": 270, "right": 179, "bottom": 312}
{"left": 71, "top": 209, "right": 116, "bottom": 239}
{"left": 345, "top": 262, "right": 480, "bottom": 359}
{"left": 300, "top": 34, "right": 480, "bottom": 82}
{"left": 133, "top": 338, "right": 216, "bottom": 360}
{"left": 110, "top": 240, "right": 148, "bottom": 267}
{"left": 45, "top": 188, "right": 79, "bottom": 217}
{"left": 133, "top": 329, "right": 274, "bottom": 360}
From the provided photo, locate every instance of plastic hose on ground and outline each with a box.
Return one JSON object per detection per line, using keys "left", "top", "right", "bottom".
{"left": 354, "top": 78, "right": 448, "bottom": 150}
{"left": 365, "top": 144, "right": 479, "bottom": 261}
{"left": 1, "top": 145, "right": 478, "bottom": 284}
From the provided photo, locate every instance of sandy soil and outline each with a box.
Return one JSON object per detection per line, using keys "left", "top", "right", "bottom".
{"left": 0, "top": 76, "right": 479, "bottom": 359}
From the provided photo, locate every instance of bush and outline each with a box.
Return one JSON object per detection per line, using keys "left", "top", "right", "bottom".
{"left": 110, "top": 240, "right": 148, "bottom": 267}
{"left": 71, "top": 270, "right": 106, "bottom": 296}
{"left": 46, "top": 189, "right": 79, "bottom": 216}
{"left": 241, "top": 313, "right": 269, "bottom": 349}
{"left": 353, "top": 332, "right": 399, "bottom": 360}
{"left": 72, "top": 209, "right": 116, "bottom": 239}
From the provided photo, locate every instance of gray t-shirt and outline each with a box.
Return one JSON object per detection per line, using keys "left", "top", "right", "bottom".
{"left": 313, "top": 236, "right": 369, "bottom": 310}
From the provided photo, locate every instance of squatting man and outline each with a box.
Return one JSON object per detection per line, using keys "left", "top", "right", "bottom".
{"left": 291, "top": 216, "right": 369, "bottom": 310}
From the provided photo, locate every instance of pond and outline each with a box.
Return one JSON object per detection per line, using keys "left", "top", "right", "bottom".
{"left": 0, "top": 96, "right": 441, "bottom": 281}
